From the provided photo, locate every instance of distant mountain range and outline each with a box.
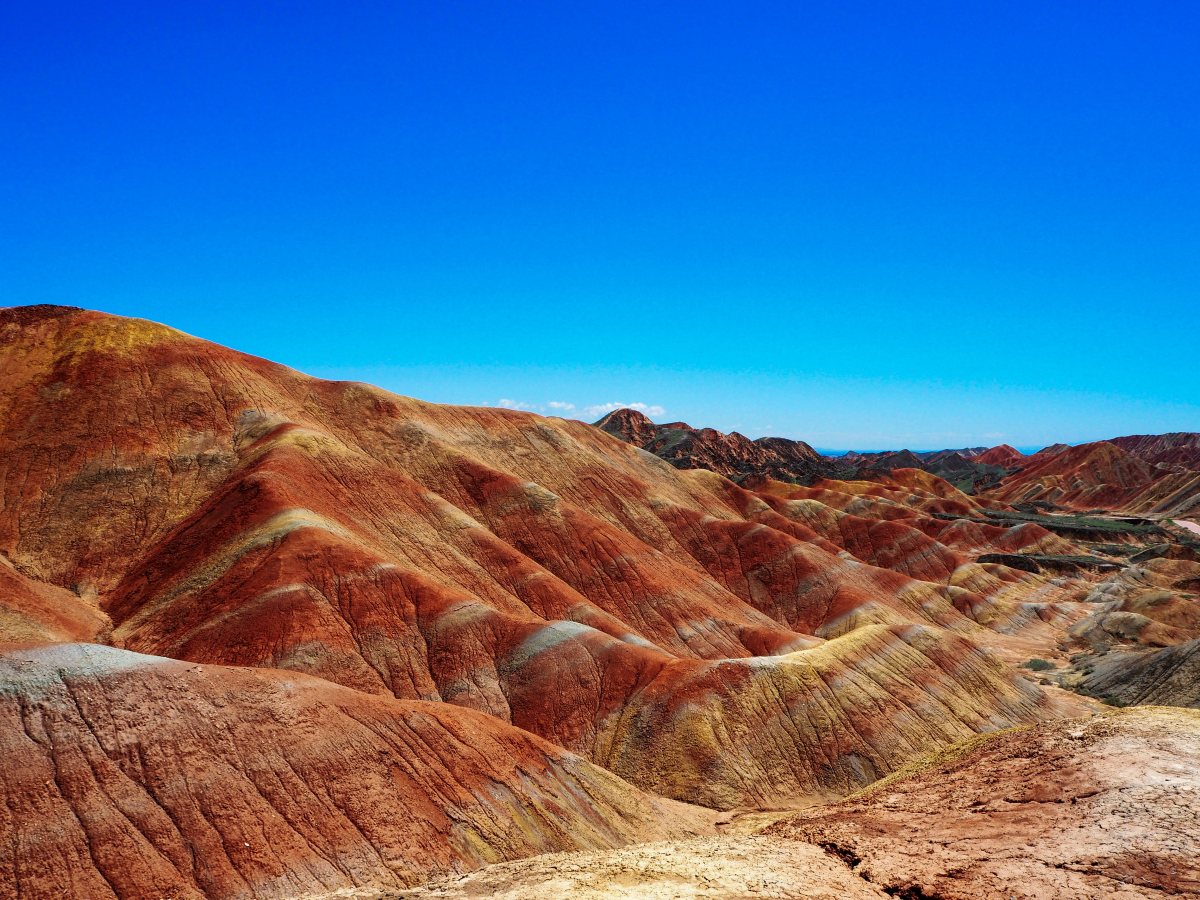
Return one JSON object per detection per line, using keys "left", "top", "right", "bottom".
{"left": 595, "top": 407, "right": 1200, "bottom": 517}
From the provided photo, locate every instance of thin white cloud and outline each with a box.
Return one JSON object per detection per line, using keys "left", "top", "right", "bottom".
{"left": 497, "top": 398, "right": 537, "bottom": 411}
{"left": 495, "top": 399, "right": 665, "bottom": 421}
{"left": 583, "top": 401, "right": 665, "bottom": 420}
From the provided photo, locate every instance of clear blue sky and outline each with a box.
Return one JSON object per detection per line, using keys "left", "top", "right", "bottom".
{"left": 3, "top": 2, "right": 1197, "bottom": 451}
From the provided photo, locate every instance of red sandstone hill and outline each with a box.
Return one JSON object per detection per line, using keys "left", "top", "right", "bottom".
{"left": 974, "top": 443, "right": 1026, "bottom": 468}
{"left": 994, "top": 440, "right": 1200, "bottom": 517}
{"left": 1108, "top": 431, "right": 1200, "bottom": 471}
{"left": 2, "top": 305, "right": 1198, "bottom": 899}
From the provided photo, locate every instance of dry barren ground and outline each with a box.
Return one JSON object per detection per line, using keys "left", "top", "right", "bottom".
{"left": 391, "top": 836, "right": 886, "bottom": 900}
{"left": 392, "top": 708, "right": 1200, "bottom": 900}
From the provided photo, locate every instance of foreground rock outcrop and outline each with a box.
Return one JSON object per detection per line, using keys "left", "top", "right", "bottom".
{"left": 0, "top": 643, "right": 712, "bottom": 900}
{"left": 396, "top": 836, "right": 891, "bottom": 899}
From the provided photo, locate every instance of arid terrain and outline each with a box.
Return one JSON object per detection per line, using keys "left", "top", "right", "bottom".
{"left": 3, "top": 305, "right": 1200, "bottom": 899}
{"left": 396, "top": 708, "right": 1200, "bottom": 899}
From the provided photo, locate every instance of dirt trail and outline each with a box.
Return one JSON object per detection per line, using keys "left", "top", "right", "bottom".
{"left": 1178, "top": 519, "right": 1200, "bottom": 537}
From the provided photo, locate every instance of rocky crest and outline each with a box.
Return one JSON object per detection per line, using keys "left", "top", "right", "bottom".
{"left": 594, "top": 407, "right": 854, "bottom": 483}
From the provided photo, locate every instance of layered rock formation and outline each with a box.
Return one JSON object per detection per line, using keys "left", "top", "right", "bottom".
{"left": 1075, "top": 638, "right": 1200, "bottom": 708}
{"left": 993, "top": 441, "right": 1200, "bottom": 517}
{"left": 1109, "top": 432, "right": 1200, "bottom": 471}
{"left": 0, "top": 643, "right": 711, "bottom": 899}
{"left": 597, "top": 414, "right": 1200, "bottom": 515}
{"left": 3, "top": 305, "right": 1199, "bottom": 898}
{"left": 973, "top": 443, "right": 1027, "bottom": 468}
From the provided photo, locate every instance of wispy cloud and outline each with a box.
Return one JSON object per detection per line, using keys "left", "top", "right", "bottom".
{"left": 493, "top": 399, "right": 665, "bottom": 421}
{"left": 582, "top": 401, "right": 665, "bottom": 420}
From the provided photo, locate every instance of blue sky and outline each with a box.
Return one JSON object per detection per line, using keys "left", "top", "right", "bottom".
{"left": 2, "top": 1, "right": 1197, "bottom": 451}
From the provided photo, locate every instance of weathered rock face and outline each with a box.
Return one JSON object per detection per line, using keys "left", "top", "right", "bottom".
{"left": 766, "top": 707, "right": 1200, "bottom": 899}
{"left": 1065, "top": 558, "right": 1200, "bottom": 650}
{"left": 0, "top": 555, "right": 109, "bottom": 645}
{"left": 0, "top": 643, "right": 713, "bottom": 900}
{"left": 1077, "top": 638, "right": 1200, "bottom": 708}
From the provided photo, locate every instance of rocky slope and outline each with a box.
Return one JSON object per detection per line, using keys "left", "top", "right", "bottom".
{"left": 1075, "top": 638, "right": 1200, "bottom": 708}
{"left": 0, "top": 554, "right": 109, "bottom": 645}
{"left": 1109, "top": 432, "right": 1200, "bottom": 471}
{"left": 992, "top": 441, "right": 1200, "bottom": 517}
{"left": 0, "top": 643, "right": 711, "bottom": 899}
{"left": 973, "top": 443, "right": 1027, "bottom": 467}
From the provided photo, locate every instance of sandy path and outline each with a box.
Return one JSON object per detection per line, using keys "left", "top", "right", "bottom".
{"left": 1177, "top": 519, "right": 1200, "bottom": 537}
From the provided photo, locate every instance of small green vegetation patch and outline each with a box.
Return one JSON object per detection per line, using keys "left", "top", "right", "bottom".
{"left": 1022, "top": 658, "right": 1056, "bottom": 672}
{"left": 976, "top": 509, "right": 1165, "bottom": 537}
